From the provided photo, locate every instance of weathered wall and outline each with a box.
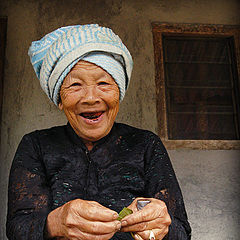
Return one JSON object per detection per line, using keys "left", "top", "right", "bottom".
{"left": 170, "top": 150, "right": 240, "bottom": 239}
{"left": 0, "top": 0, "right": 239, "bottom": 239}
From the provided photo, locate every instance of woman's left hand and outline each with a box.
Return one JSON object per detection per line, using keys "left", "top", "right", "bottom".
{"left": 120, "top": 197, "right": 171, "bottom": 240}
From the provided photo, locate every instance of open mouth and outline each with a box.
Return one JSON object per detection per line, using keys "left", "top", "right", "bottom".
{"left": 80, "top": 111, "right": 104, "bottom": 120}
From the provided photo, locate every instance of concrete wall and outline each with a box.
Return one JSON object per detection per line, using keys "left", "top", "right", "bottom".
{"left": 0, "top": 0, "right": 239, "bottom": 239}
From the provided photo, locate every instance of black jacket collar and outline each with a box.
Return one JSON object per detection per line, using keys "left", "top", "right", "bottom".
{"left": 65, "top": 122, "right": 117, "bottom": 151}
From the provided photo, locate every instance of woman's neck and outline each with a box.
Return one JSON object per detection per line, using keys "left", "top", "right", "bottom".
{"left": 84, "top": 141, "right": 94, "bottom": 151}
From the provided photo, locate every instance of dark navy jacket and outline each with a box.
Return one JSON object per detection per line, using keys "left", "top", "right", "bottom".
{"left": 7, "top": 122, "right": 191, "bottom": 239}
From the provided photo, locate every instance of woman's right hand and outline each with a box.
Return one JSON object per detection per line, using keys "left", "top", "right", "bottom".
{"left": 46, "top": 199, "right": 121, "bottom": 240}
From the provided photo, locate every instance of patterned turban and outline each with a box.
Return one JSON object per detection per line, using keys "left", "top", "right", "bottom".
{"left": 28, "top": 24, "right": 133, "bottom": 105}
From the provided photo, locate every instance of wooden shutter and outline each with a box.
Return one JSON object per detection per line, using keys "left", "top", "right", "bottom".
{"left": 163, "top": 36, "right": 239, "bottom": 140}
{"left": 152, "top": 23, "right": 240, "bottom": 149}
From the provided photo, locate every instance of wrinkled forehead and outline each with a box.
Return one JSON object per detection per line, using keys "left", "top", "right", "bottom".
{"left": 63, "top": 60, "right": 114, "bottom": 82}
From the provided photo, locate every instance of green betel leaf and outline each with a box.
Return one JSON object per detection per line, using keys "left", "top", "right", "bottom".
{"left": 117, "top": 207, "right": 133, "bottom": 221}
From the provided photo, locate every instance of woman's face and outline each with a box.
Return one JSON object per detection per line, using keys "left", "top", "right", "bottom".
{"left": 59, "top": 60, "right": 120, "bottom": 143}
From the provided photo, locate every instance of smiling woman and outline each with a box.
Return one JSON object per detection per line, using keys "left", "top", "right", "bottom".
{"left": 6, "top": 24, "right": 191, "bottom": 240}
{"left": 59, "top": 60, "right": 120, "bottom": 149}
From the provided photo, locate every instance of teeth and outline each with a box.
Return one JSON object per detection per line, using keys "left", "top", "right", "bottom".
{"left": 81, "top": 112, "right": 102, "bottom": 119}
{"left": 87, "top": 115, "right": 98, "bottom": 119}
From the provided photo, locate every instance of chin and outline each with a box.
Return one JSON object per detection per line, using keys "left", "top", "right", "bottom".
{"left": 85, "top": 132, "right": 107, "bottom": 142}
{"left": 86, "top": 127, "right": 111, "bottom": 141}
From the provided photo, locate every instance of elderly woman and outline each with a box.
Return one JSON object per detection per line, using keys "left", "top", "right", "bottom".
{"left": 6, "top": 24, "right": 191, "bottom": 240}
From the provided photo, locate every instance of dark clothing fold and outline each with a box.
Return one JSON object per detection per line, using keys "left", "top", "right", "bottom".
{"left": 7, "top": 122, "right": 191, "bottom": 239}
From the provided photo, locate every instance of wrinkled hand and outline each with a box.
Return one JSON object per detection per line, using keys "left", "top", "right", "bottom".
{"left": 46, "top": 199, "right": 121, "bottom": 240}
{"left": 120, "top": 198, "right": 171, "bottom": 240}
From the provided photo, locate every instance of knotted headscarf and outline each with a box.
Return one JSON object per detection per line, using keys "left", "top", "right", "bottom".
{"left": 28, "top": 24, "right": 133, "bottom": 105}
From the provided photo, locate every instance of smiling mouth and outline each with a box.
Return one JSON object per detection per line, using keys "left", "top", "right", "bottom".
{"left": 80, "top": 112, "right": 104, "bottom": 120}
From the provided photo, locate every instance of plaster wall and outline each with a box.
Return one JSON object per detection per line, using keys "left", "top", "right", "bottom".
{"left": 0, "top": 0, "right": 239, "bottom": 239}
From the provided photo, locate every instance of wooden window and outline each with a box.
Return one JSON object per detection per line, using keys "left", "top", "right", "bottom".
{"left": 152, "top": 23, "right": 240, "bottom": 149}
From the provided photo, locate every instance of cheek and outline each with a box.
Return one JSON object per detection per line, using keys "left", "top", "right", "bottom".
{"left": 60, "top": 91, "right": 79, "bottom": 108}
{"left": 107, "top": 90, "right": 120, "bottom": 109}
{"left": 107, "top": 93, "right": 120, "bottom": 118}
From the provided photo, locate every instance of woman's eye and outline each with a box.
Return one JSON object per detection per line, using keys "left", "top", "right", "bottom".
{"left": 98, "top": 81, "right": 109, "bottom": 86}
{"left": 70, "top": 82, "right": 81, "bottom": 87}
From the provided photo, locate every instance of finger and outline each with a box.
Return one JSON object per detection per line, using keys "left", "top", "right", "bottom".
{"left": 79, "top": 230, "right": 116, "bottom": 240}
{"left": 121, "top": 208, "right": 171, "bottom": 233}
{"left": 76, "top": 218, "right": 121, "bottom": 235}
{"left": 66, "top": 211, "right": 121, "bottom": 235}
{"left": 121, "top": 200, "right": 167, "bottom": 227}
{"left": 133, "top": 233, "right": 144, "bottom": 240}
{"left": 83, "top": 201, "right": 119, "bottom": 221}
{"left": 137, "top": 230, "right": 155, "bottom": 240}
{"left": 121, "top": 218, "right": 166, "bottom": 233}
{"left": 137, "top": 227, "right": 169, "bottom": 240}
{"left": 73, "top": 200, "right": 118, "bottom": 221}
{"left": 65, "top": 226, "right": 116, "bottom": 240}
{"left": 121, "top": 207, "right": 158, "bottom": 227}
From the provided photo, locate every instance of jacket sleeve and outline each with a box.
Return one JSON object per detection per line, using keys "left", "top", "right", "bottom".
{"left": 144, "top": 133, "right": 191, "bottom": 240}
{"left": 6, "top": 132, "right": 51, "bottom": 240}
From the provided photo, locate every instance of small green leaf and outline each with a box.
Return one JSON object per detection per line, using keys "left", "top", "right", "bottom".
{"left": 117, "top": 207, "right": 133, "bottom": 221}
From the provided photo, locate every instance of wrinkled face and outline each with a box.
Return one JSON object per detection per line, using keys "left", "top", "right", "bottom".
{"left": 59, "top": 60, "right": 120, "bottom": 143}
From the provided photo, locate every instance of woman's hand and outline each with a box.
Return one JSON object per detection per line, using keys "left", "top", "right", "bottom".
{"left": 120, "top": 198, "right": 171, "bottom": 240}
{"left": 46, "top": 199, "right": 121, "bottom": 240}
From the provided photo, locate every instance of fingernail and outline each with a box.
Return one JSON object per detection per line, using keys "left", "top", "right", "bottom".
{"left": 121, "top": 220, "right": 127, "bottom": 226}
{"left": 113, "top": 213, "right": 118, "bottom": 219}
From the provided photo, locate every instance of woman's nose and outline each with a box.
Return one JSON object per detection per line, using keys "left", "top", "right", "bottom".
{"left": 81, "top": 86, "right": 100, "bottom": 104}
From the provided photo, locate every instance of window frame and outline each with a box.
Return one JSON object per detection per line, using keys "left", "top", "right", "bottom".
{"left": 152, "top": 22, "right": 240, "bottom": 149}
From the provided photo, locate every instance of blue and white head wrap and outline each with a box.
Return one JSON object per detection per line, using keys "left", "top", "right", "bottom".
{"left": 28, "top": 24, "right": 133, "bottom": 105}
